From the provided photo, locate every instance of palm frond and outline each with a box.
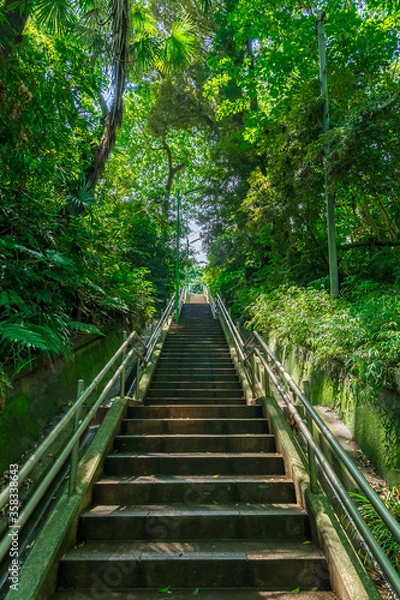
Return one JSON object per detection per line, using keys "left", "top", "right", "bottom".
{"left": 131, "top": 3, "right": 157, "bottom": 36}
{"left": 67, "top": 176, "right": 95, "bottom": 213}
{"left": 132, "top": 36, "right": 161, "bottom": 71}
{"left": 33, "top": 0, "right": 76, "bottom": 35}
{"left": 199, "top": 0, "right": 213, "bottom": 15}
{"left": 157, "top": 17, "right": 197, "bottom": 75}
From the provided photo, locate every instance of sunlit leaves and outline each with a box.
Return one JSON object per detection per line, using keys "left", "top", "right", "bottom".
{"left": 33, "top": 0, "right": 76, "bottom": 35}
{"left": 131, "top": 3, "right": 158, "bottom": 37}
{"left": 158, "top": 18, "right": 197, "bottom": 74}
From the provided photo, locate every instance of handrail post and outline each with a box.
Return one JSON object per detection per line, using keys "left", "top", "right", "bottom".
{"left": 262, "top": 360, "right": 270, "bottom": 397}
{"left": 251, "top": 352, "right": 258, "bottom": 398}
{"left": 69, "top": 379, "right": 84, "bottom": 495}
{"left": 120, "top": 331, "right": 128, "bottom": 397}
{"left": 136, "top": 356, "right": 141, "bottom": 401}
{"left": 303, "top": 379, "right": 318, "bottom": 493}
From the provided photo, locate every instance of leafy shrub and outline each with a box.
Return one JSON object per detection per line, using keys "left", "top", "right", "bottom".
{"left": 350, "top": 487, "right": 400, "bottom": 572}
{"left": 245, "top": 282, "right": 400, "bottom": 393}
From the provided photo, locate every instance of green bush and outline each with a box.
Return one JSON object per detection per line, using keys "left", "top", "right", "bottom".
{"left": 245, "top": 282, "right": 400, "bottom": 394}
{"left": 350, "top": 487, "right": 400, "bottom": 572}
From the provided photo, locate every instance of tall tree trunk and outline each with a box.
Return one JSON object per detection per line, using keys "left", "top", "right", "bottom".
{"left": 86, "top": 0, "right": 131, "bottom": 189}
{"left": 162, "top": 139, "right": 185, "bottom": 219}
{"left": 0, "top": 0, "right": 30, "bottom": 59}
{"left": 360, "top": 196, "right": 381, "bottom": 238}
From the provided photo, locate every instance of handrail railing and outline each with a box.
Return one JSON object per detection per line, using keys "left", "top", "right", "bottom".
{"left": 0, "top": 293, "right": 177, "bottom": 565}
{"left": 212, "top": 292, "right": 400, "bottom": 597}
{"left": 208, "top": 292, "right": 217, "bottom": 319}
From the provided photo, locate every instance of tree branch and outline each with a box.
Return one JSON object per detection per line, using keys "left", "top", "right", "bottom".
{"left": 340, "top": 239, "right": 400, "bottom": 250}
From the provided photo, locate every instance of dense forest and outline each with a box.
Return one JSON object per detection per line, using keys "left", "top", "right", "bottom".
{"left": 1, "top": 0, "right": 400, "bottom": 407}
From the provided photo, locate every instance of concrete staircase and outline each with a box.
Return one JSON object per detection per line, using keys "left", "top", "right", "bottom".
{"left": 53, "top": 301, "right": 335, "bottom": 599}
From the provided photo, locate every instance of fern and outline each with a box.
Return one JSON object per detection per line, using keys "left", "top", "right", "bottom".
{"left": 67, "top": 321, "right": 102, "bottom": 335}
{"left": 0, "top": 323, "right": 53, "bottom": 351}
{"left": 45, "top": 250, "right": 75, "bottom": 268}
{"left": 350, "top": 489, "right": 400, "bottom": 570}
{"left": 28, "top": 323, "right": 66, "bottom": 353}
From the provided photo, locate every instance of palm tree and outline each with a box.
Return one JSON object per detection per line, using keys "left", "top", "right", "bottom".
{"left": 87, "top": 0, "right": 197, "bottom": 189}
{"left": 0, "top": 0, "right": 197, "bottom": 190}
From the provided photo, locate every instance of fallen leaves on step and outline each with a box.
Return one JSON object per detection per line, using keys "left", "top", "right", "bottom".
{"left": 158, "top": 586, "right": 172, "bottom": 594}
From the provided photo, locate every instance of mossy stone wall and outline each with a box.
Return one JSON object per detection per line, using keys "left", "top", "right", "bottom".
{"left": 0, "top": 331, "right": 124, "bottom": 473}
{"left": 267, "top": 338, "right": 400, "bottom": 486}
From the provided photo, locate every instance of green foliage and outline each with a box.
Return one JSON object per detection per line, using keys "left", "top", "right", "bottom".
{"left": 350, "top": 487, "right": 400, "bottom": 571}
{"left": 158, "top": 18, "right": 197, "bottom": 74}
{"left": 201, "top": 0, "right": 400, "bottom": 297}
{"left": 0, "top": 366, "right": 11, "bottom": 414}
{"left": 0, "top": 0, "right": 210, "bottom": 390}
{"left": 33, "top": 0, "right": 77, "bottom": 35}
{"left": 245, "top": 282, "right": 400, "bottom": 393}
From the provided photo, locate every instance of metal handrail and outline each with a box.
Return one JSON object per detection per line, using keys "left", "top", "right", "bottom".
{"left": 0, "top": 293, "right": 177, "bottom": 564}
{"left": 216, "top": 294, "right": 246, "bottom": 362}
{"left": 209, "top": 293, "right": 217, "bottom": 319}
{"left": 179, "top": 287, "right": 187, "bottom": 315}
{"left": 212, "top": 292, "right": 400, "bottom": 596}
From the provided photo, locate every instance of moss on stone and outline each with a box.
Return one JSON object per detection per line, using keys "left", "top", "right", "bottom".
{"left": 274, "top": 341, "right": 400, "bottom": 486}
{"left": 0, "top": 330, "right": 126, "bottom": 473}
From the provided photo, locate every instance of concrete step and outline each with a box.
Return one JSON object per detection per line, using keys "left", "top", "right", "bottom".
{"left": 153, "top": 372, "right": 238, "bottom": 383}
{"left": 159, "top": 354, "right": 232, "bottom": 360}
{"left": 58, "top": 539, "right": 330, "bottom": 590}
{"left": 121, "top": 418, "right": 268, "bottom": 435}
{"left": 52, "top": 306, "right": 333, "bottom": 599}
{"left": 154, "top": 367, "right": 238, "bottom": 374}
{"left": 162, "top": 348, "right": 229, "bottom": 354}
{"left": 167, "top": 338, "right": 227, "bottom": 342}
{"left": 163, "top": 337, "right": 227, "bottom": 343}
{"left": 161, "top": 350, "right": 230, "bottom": 356}
{"left": 154, "top": 365, "right": 237, "bottom": 369}
{"left": 165, "top": 338, "right": 226, "bottom": 343}
{"left": 105, "top": 453, "right": 285, "bottom": 476}
{"left": 114, "top": 434, "right": 276, "bottom": 453}
{"left": 157, "top": 359, "right": 234, "bottom": 365}
{"left": 79, "top": 503, "right": 310, "bottom": 541}
{"left": 92, "top": 475, "right": 296, "bottom": 505}
{"left": 162, "top": 344, "right": 228, "bottom": 350}
{"left": 168, "top": 330, "right": 224, "bottom": 335}
{"left": 126, "top": 405, "right": 262, "bottom": 419}
{"left": 146, "top": 390, "right": 244, "bottom": 399}
{"left": 148, "top": 383, "right": 242, "bottom": 391}
{"left": 152, "top": 374, "right": 240, "bottom": 383}
{"left": 54, "top": 589, "right": 336, "bottom": 600}
{"left": 146, "top": 399, "right": 245, "bottom": 405}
